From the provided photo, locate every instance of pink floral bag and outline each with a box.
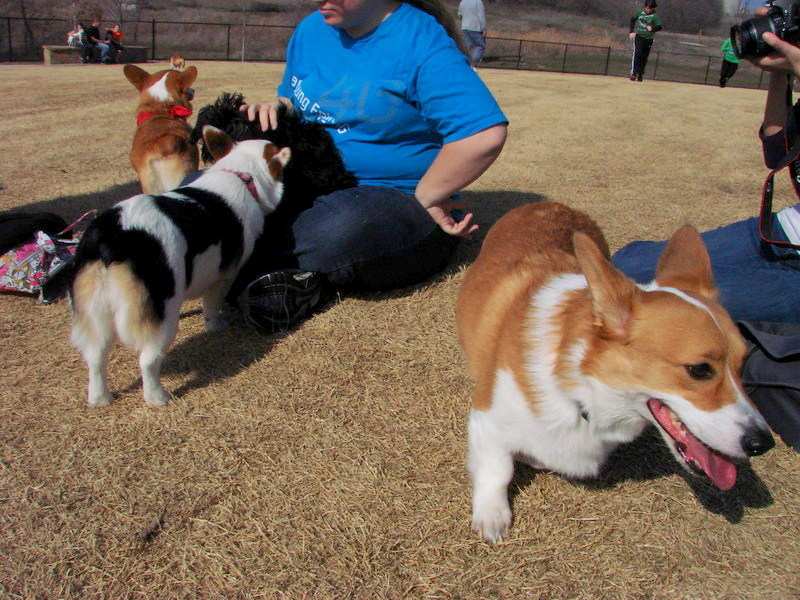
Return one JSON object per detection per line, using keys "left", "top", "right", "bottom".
{"left": 0, "top": 210, "right": 96, "bottom": 303}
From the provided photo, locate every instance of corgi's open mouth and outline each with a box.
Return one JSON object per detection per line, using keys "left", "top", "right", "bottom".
{"left": 647, "top": 398, "right": 737, "bottom": 491}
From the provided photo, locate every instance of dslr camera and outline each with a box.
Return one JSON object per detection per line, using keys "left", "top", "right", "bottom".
{"left": 731, "top": 0, "right": 800, "bottom": 58}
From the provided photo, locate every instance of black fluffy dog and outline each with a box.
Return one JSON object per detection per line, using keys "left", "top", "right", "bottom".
{"left": 190, "top": 92, "right": 357, "bottom": 209}
{"left": 190, "top": 92, "right": 358, "bottom": 310}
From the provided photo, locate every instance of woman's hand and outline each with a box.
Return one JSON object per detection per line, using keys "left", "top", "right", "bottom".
{"left": 748, "top": 32, "right": 800, "bottom": 73}
{"left": 240, "top": 98, "right": 292, "bottom": 132}
{"left": 425, "top": 200, "right": 478, "bottom": 238}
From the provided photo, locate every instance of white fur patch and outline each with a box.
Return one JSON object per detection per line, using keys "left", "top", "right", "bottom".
{"left": 146, "top": 73, "right": 171, "bottom": 102}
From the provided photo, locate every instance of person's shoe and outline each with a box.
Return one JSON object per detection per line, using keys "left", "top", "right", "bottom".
{"left": 630, "top": 75, "right": 637, "bottom": 81}
{"left": 238, "top": 270, "right": 329, "bottom": 333}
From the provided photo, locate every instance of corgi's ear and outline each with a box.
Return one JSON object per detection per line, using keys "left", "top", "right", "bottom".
{"left": 123, "top": 64, "right": 149, "bottom": 90}
{"left": 574, "top": 232, "right": 639, "bottom": 342}
{"left": 179, "top": 65, "right": 197, "bottom": 89}
{"left": 655, "top": 225, "right": 718, "bottom": 300}
{"left": 202, "top": 126, "right": 234, "bottom": 161}
{"left": 263, "top": 144, "right": 291, "bottom": 179}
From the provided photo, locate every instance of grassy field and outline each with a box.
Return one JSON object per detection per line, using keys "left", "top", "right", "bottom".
{"left": 0, "top": 60, "right": 798, "bottom": 599}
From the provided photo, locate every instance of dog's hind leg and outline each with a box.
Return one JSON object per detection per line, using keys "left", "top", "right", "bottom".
{"left": 138, "top": 344, "right": 170, "bottom": 407}
{"left": 71, "top": 264, "right": 117, "bottom": 407}
{"left": 137, "top": 299, "right": 181, "bottom": 407}
{"left": 78, "top": 328, "right": 116, "bottom": 408}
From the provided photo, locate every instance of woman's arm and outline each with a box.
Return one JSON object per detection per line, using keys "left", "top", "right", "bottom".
{"left": 763, "top": 71, "right": 790, "bottom": 137}
{"left": 414, "top": 123, "right": 507, "bottom": 237}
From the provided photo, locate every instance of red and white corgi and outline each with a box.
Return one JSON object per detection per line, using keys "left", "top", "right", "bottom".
{"left": 455, "top": 202, "right": 775, "bottom": 543}
{"left": 123, "top": 64, "right": 199, "bottom": 195}
{"left": 169, "top": 55, "right": 186, "bottom": 70}
{"left": 70, "top": 127, "right": 290, "bottom": 408}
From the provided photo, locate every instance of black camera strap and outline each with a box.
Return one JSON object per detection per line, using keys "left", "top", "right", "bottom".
{"left": 760, "top": 75, "right": 800, "bottom": 251}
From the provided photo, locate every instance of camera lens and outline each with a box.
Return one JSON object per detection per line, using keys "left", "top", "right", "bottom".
{"left": 731, "top": 16, "right": 778, "bottom": 58}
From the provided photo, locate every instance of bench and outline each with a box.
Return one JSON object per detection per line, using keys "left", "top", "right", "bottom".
{"left": 42, "top": 45, "right": 149, "bottom": 65}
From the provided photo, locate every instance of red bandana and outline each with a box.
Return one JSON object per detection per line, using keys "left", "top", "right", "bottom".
{"left": 136, "top": 105, "right": 193, "bottom": 126}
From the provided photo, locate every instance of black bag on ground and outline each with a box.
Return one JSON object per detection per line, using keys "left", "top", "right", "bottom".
{"left": 739, "top": 320, "right": 800, "bottom": 453}
{"left": 0, "top": 210, "right": 68, "bottom": 255}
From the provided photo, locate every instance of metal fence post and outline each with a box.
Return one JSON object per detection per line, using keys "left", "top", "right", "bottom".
{"left": 604, "top": 46, "right": 611, "bottom": 75}
{"left": 226, "top": 24, "right": 231, "bottom": 60}
{"left": 151, "top": 18, "right": 156, "bottom": 61}
{"left": 653, "top": 51, "right": 660, "bottom": 80}
{"left": 516, "top": 39, "right": 522, "bottom": 70}
{"left": 704, "top": 56, "right": 711, "bottom": 85}
{"left": 562, "top": 44, "right": 568, "bottom": 73}
{"left": 6, "top": 18, "right": 11, "bottom": 61}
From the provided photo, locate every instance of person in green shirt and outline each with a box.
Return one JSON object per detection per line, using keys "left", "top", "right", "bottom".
{"left": 629, "top": 0, "right": 662, "bottom": 81}
{"left": 719, "top": 36, "right": 741, "bottom": 87}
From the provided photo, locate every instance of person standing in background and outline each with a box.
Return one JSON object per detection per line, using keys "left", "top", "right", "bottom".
{"left": 629, "top": 0, "right": 662, "bottom": 81}
{"left": 719, "top": 36, "right": 741, "bottom": 87}
{"left": 458, "top": 0, "right": 486, "bottom": 68}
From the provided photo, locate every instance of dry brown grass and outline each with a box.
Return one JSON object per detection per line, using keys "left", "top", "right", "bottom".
{"left": 0, "top": 61, "right": 798, "bottom": 599}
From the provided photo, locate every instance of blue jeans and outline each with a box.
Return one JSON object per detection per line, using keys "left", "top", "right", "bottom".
{"left": 612, "top": 217, "right": 800, "bottom": 322}
{"left": 230, "top": 186, "right": 459, "bottom": 295}
{"left": 462, "top": 30, "right": 486, "bottom": 66}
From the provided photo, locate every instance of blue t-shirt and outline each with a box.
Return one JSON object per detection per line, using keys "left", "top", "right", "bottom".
{"left": 277, "top": 3, "right": 508, "bottom": 194}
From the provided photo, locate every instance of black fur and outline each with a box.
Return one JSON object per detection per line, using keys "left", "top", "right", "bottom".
{"left": 190, "top": 92, "right": 358, "bottom": 211}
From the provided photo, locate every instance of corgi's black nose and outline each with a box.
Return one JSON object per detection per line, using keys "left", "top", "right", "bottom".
{"left": 742, "top": 429, "right": 775, "bottom": 456}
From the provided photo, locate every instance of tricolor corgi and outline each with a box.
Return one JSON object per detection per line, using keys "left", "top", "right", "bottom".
{"left": 123, "top": 64, "right": 199, "bottom": 195}
{"left": 70, "top": 126, "right": 290, "bottom": 407}
{"left": 169, "top": 55, "right": 186, "bottom": 70}
{"left": 455, "top": 202, "right": 775, "bottom": 543}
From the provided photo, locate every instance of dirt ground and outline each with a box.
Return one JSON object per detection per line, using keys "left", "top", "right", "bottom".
{"left": 0, "top": 61, "right": 798, "bottom": 599}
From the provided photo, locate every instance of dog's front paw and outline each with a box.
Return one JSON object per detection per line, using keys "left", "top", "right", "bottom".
{"left": 204, "top": 316, "right": 228, "bottom": 332}
{"left": 472, "top": 501, "right": 512, "bottom": 543}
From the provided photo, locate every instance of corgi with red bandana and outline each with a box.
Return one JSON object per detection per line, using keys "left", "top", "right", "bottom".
{"left": 124, "top": 64, "right": 198, "bottom": 194}
{"left": 456, "top": 202, "right": 775, "bottom": 543}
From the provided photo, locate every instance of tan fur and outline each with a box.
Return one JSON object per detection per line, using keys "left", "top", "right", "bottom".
{"left": 124, "top": 64, "right": 199, "bottom": 194}
{"left": 72, "top": 261, "right": 160, "bottom": 351}
{"left": 169, "top": 55, "right": 186, "bottom": 70}
{"left": 456, "top": 202, "right": 607, "bottom": 411}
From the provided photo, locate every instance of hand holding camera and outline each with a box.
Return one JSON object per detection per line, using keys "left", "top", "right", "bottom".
{"left": 732, "top": 1, "right": 800, "bottom": 59}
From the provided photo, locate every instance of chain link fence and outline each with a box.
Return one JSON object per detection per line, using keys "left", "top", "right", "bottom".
{"left": 1, "top": 15, "right": 772, "bottom": 89}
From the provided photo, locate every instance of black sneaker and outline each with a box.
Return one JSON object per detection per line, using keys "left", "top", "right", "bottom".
{"left": 238, "top": 270, "right": 328, "bottom": 333}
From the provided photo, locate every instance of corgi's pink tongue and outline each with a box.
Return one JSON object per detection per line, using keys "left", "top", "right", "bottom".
{"left": 647, "top": 398, "right": 737, "bottom": 491}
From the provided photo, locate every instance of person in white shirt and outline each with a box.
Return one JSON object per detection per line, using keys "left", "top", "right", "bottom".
{"left": 458, "top": 0, "right": 486, "bottom": 67}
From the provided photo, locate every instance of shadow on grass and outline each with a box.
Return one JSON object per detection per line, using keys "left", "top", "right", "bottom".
{"left": 159, "top": 317, "right": 280, "bottom": 398}
{"left": 509, "top": 427, "right": 773, "bottom": 523}
{"left": 11, "top": 180, "right": 141, "bottom": 223}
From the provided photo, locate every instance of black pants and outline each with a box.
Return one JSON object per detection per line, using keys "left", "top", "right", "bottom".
{"left": 719, "top": 59, "right": 739, "bottom": 87}
{"left": 81, "top": 42, "right": 97, "bottom": 62}
{"left": 631, "top": 35, "right": 654, "bottom": 80}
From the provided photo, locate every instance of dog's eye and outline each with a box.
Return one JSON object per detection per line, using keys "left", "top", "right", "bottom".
{"left": 685, "top": 363, "right": 715, "bottom": 380}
